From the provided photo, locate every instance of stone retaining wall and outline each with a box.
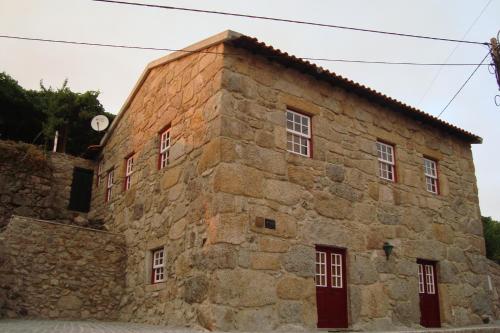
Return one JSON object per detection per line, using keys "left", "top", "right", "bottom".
{"left": 0, "top": 140, "right": 96, "bottom": 228}
{"left": 0, "top": 215, "right": 126, "bottom": 319}
{"left": 487, "top": 260, "right": 500, "bottom": 320}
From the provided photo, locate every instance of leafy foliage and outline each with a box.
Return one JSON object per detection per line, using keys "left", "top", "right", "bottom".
{"left": 0, "top": 72, "right": 114, "bottom": 156}
{"left": 482, "top": 216, "right": 500, "bottom": 263}
{"left": 0, "top": 72, "right": 45, "bottom": 143}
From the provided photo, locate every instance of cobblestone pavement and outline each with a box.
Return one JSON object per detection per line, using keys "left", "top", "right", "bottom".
{"left": 1, "top": 320, "right": 500, "bottom": 333}
{"left": 0, "top": 320, "right": 201, "bottom": 333}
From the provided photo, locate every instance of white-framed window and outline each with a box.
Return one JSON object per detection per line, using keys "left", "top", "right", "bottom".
{"left": 425, "top": 264, "right": 435, "bottom": 294}
{"left": 286, "top": 109, "right": 311, "bottom": 157}
{"left": 377, "top": 141, "right": 395, "bottom": 181}
{"left": 125, "top": 155, "right": 134, "bottom": 191}
{"left": 152, "top": 248, "right": 165, "bottom": 283}
{"left": 418, "top": 264, "right": 425, "bottom": 293}
{"left": 424, "top": 158, "right": 438, "bottom": 194}
{"left": 315, "top": 251, "right": 327, "bottom": 287}
{"left": 159, "top": 127, "right": 171, "bottom": 169}
{"left": 331, "top": 253, "right": 343, "bottom": 288}
{"left": 96, "top": 159, "right": 104, "bottom": 188}
{"left": 106, "top": 169, "right": 114, "bottom": 203}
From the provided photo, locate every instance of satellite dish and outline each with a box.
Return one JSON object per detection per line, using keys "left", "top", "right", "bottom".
{"left": 91, "top": 115, "right": 109, "bottom": 132}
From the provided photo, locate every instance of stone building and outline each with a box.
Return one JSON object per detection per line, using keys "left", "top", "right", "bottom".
{"left": 1, "top": 30, "right": 499, "bottom": 331}
{"left": 86, "top": 30, "right": 497, "bottom": 330}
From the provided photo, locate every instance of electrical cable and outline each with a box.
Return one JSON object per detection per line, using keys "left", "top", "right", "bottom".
{"left": 0, "top": 34, "right": 490, "bottom": 67}
{"left": 417, "top": 0, "right": 494, "bottom": 107}
{"left": 91, "top": 0, "right": 490, "bottom": 46}
{"left": 437, "top": 52, "right": 490, "bottom": 118}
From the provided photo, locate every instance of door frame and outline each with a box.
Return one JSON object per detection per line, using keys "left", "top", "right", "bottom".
{"left": 417, "top": 258, "right": 441, "bottom": 328}
{"left": 315, "top": 244, "right": 349, "bottom": 329}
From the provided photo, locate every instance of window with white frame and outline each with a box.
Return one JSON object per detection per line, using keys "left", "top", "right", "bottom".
{"left": 125, "top": 155, "right": 134, "bottom": 191}
{"left": 418, "top": 264, "right": 425, "bottom": 293}
{"left": 331, "top": 253, "right": 343, "bottom": 288}
{"left": 286, "top": 110, "right": 311, "bottom": 157}
{"left": 376, "top": 141, "right": 395, "bottom": 181}
{"left": 152, "top": 248, "right": 165, "bottom": 283}
{"left": 106, "top": 169, "right": 114, "bottom": 203}
{"left": 425, "top": 264, "right": 435, "bottom": 294}
{"left": 424, "top": 158, "right": 438, "bottom": 194}
{"left": 315, "top": 251, "right": 327, "bottom": 287}
{"left": 159, "top": 127, "right": 171, "bottom": 169}
{"left": 96, "top": 159, "right": 104, "bottom": 188}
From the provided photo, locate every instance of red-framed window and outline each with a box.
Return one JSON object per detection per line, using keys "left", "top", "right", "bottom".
{"left": 376, "top": 141, "right": 396, "bottom": 182}
{"left": 96, "top": 159, "right": 104, "bottom": 188}
{"left": 159, "top": 126, "right": 171, "bottom": 170}
{"left": 152, "top": 248, "right": 165, "bottom": 283}
{"left": 105, "top": 169, "right": 114, "bottom": 203}
{"left": 423, "top": 157, "right": 439, "bottom": 194}
{"left": 124, "top": 154, "right": 134, "bottom": 191}
{"left": 286, "top": 109, "right": 311, "bottom": 157}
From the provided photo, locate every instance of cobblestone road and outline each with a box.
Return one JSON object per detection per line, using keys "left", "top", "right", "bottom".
{"left": 0, "top": 320, "right": 200, "bottom": 333}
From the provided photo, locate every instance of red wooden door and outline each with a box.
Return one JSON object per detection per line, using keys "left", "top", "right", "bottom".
{"left": 417, "top": 259, "right": 441, "bottom": 327}
{"left": 315, "top": 246, "right": 348, "bottom": 328}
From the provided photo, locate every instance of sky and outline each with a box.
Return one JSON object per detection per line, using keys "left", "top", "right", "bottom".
{"left": 0, "top": 0, "right": 499, "bottom": 219}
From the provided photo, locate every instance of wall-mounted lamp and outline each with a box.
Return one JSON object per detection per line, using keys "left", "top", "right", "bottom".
{"left": 383, "top": 242, "right": 394, "bottom": 260}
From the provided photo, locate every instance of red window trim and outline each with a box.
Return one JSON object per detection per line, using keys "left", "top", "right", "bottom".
{"left": 158, "top": 124, "right": 171, "bottom": 170}
{"left": 286, "top": 108, "right": 313, "bottom": 159}
{"left": 423, "top": 156, "right": 440, "bottom": 195}
{"left": 151, "top": 248, "right": 165, "bottom": 284}
{"left": 105, "top": 168, "right": 114, "bottom": 203}
{"left": 124, "top": 152, "right": 135, "bottom": 191}
{"left": 96, "top": 158, "right": 104, "bottom": 188}
{"left": 376, "top": 139, "right": 397, "bottom": 182}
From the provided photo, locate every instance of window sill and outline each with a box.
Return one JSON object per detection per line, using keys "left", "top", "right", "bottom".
{"left": 145, "top": 281, "right": 167, "bottom": 292}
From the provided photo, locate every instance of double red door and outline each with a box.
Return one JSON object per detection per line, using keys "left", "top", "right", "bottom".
{"left": 417, "top": 259, "right": 441, "bottom": 327}
{"left": 315, "top": 246, "right": 348, "bottom": 328}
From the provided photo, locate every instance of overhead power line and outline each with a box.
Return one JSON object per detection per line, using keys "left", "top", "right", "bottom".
{"left": 91, "top": 0, "right": 490, "bottom": 46}
{"left": 0, "top": 34, "right": 490, "bottom": 67}
{"left": 417, "top": 0, "right": 494, "bottom": 107}
{"left": 437, "top": 51, "right": 490, "bottom": 118}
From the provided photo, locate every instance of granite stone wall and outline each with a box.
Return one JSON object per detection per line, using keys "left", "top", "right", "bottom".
{"left": 89, "top": 40, "right": 494, "bottom": 331}
{"left": 487, "top": 260, "right": 500, "bottom": 320}
{"left": 0, "top": 215, "right": 126, "bottom": 319}
{"left": 0, "top": 140, "right": 96, "bottom": 228}
{"left": 89, "top": 44, "right": 226, "bottom": 326}
{"left": 197, "top": 44, "right": 493, "bottom": 330}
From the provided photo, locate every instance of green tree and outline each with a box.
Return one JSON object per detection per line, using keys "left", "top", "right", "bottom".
{"left": 482, "top": 216, "right": 500, "bottom": 263}
{"left": 29, "top": 80, "right": 114, "bottom": 155}
{"left": 0, "top": 72, "right": 114, "bottom": 156}
{"left": 0, "top": 72, "right": 45, "bottom": 143}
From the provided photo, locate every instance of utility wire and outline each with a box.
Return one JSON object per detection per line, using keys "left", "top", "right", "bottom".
{"left": 437, "top": 52, "right": 490, "bottom": 118}
{"left": 91, "top": 0, "right": 490, "bottom": 46}
{"left": 0, "top": 34, "right": 490, "bottom": 67}
{"left": 417, "top": 0, "right": 494, "bottom": 107}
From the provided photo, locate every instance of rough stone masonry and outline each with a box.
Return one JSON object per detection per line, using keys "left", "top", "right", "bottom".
{"left": 0, "top": 31, "right": 498, "bottom": 331}
{"left": 87, "top": 31, "right": 498, "bottom": 331}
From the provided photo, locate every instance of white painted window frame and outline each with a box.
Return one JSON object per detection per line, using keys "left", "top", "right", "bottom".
{"left": 424, "top": 158, "right": 438, "bottom": 194}
{"left": 331, "top": 253, "right": 343, "bottom": 288}
{"left": 96, "top": 159, "right": 105, "bottom": 188}
{"left": 377, "top": 141, "right": 395, "bottom": 181}
{"left": 152, "top": 248, "right": 165, "bottom": 283}
{"left": 125, "top": 155, "right": 134, "bottom": 191}
{"left": 286, "top": 109, "right": 311, "bottom": 157}
{"left": 159, "top": 128, "right": 171, "bottom": 169}
{"left": 315, "top": 251, "right": 327, "bottom": 287}
{"left": 425, "top": 264, "right": 435, "bottom": 294}
{"left": 106, "top": 169, "right": 114, "bottom": 203}
{"left": 418, "top": 264, "right": 425, "bottom": 294}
